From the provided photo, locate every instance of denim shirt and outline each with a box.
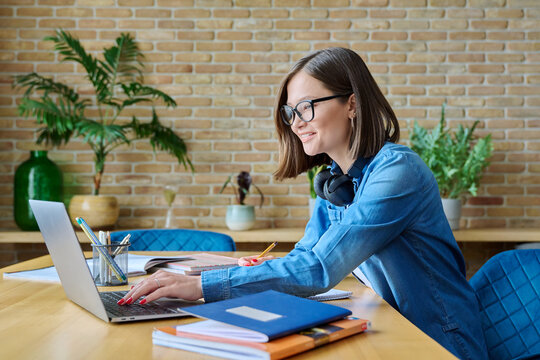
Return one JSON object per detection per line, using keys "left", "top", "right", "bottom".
{"left": 202, "top": 143, "right": 488, "bottom": 360}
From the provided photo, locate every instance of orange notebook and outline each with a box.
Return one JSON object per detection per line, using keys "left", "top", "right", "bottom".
{"left": 152, "top": 317, "right": 370, "bottom": 360}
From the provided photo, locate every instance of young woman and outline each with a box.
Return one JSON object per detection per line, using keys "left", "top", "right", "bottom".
{"left": 120, "top": 47, "right": 487, "bottom": 360}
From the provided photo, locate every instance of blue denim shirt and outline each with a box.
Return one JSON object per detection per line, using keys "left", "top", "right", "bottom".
{"left": 202, "top": 143, "right": 488, "bottom": 360}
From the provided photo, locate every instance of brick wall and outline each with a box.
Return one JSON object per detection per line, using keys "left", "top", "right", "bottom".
{"left": 1, "top": 0, "right": 539, "bottom": 231}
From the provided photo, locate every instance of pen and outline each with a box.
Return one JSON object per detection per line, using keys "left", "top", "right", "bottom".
{"left": 98, "top": 231, "right": 109, "bottom": 284}
{"left": 256, "top": 241, "right": 278, "bottom": 259}
{"left": 76, "top": 217, "right": 127, "bottom": 282}
{"left": 112, "top": 233, "right": 131, "bottom": 257}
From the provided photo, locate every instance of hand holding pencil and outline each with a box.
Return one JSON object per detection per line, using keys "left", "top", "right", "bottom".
{"left": 238, "top": 241, "right": 278, "bottom": 267}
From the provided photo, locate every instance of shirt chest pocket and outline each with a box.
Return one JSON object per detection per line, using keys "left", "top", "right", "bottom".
{"left": 327, "top": 206, "right": 343, "bottom": 224}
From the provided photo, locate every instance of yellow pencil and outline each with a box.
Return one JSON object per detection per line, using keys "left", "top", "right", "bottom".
{"left": 256, "top": 241, "right": 278, "bottom": 259}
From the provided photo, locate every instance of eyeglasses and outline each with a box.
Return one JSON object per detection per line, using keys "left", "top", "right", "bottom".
{"left": 280, "top": 93, "right": 352, "bottom": 126}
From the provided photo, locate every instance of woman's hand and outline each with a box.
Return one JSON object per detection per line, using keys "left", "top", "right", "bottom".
{"left": 238, "top": 255, "right": 275, "bottom": 267}
{"left": 118, "top": 270, "right": 202, "bottom": 305}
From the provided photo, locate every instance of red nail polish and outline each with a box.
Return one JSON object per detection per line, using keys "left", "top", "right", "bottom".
{"left": 131, "top": 285, "right": 134, "bottom": 289}
{"left": 126, "top": 297, "right": 133, "bottom": 304}
{"left": 117, "top": 298, "right": 125, "bottom": 305}
{"left": 252, "top": 259, "right": 258, "bottom": 262}
{"left": 139, "top": 298, "right": 146, "bottom": 305}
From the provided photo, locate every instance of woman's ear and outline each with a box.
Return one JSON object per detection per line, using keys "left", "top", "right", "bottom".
{"left": 347, "top": 93, "right": 357, "bottom": 119}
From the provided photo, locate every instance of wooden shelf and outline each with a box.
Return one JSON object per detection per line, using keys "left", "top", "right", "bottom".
{"left": 1, "top": 227, "right": 539, "bottom": 245}
{"left": 452, "top": 228, "right": 540, "bottom": 243}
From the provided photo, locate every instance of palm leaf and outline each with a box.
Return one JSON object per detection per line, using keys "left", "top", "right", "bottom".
{"left": 76, "top": 119, "right": 128, "bottom": 148}
{"left": 101, "top": 33, "right": 144, "bottom": 107}
{"left": 18, "top": 97, "right": 81, "bottom": 146}
{"left": 13, "top": 73, "right": 83, "bottom": 105}
{"left": 102, "top": 33, "right": 143, "bottom": 79}
{"left": 46, "top": 29, "right": 111, "bottom": 103}
{"left": 130, "top": 109, "right": 192, "bottom": 171}
{"left": 121, "top": 83, "right": 177, "bottom": 108}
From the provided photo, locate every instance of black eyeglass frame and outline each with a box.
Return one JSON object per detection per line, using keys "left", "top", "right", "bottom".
{"left": 280, "top": 93, "right": 352, "bottom": 126}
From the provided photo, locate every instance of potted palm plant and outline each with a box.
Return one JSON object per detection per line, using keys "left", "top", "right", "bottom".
{"left": 410, "top": 103, "right": 493, "bottom": 229}
{"left": 13, "top": 30, "right": 193, "bottom": 228}
{"left": 219, "top": 171, "right": 264, "bottom": 231}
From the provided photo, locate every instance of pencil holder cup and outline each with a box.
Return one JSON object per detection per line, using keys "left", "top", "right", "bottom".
{"left": 91, "top": 242, "right": 130, "bottom": 286}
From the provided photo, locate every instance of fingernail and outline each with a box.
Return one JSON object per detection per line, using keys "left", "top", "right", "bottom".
{"left": 252, "top": 259, "right": 258, "bottom": 262}
{"left": 139, "top": 298, "right": 147, "bottom": 305}
{"left": 131, "top": 285, "right": 134, "bottom": 289}
{"left": 117, "top": 298, "right": 125, "bottom": 305}
{"left": 126, "top": 297, "right": 133, "bottom": 305}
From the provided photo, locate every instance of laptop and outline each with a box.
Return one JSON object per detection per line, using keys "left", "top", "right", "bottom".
{"left": 29, "top": 199, "right": 201, "bottom": 323}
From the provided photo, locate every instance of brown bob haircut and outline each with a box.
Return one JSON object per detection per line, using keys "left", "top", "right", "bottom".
{"left": 274, "top": 47, "right": 400, "bottom": 181}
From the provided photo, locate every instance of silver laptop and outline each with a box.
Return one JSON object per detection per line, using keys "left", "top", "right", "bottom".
{"left": 29, "top": 199, "right": 201, "bottom": 323}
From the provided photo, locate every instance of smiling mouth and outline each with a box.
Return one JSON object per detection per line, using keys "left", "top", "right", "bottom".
{"left": 299, "top": 132, "right": 316, "bottom": 142}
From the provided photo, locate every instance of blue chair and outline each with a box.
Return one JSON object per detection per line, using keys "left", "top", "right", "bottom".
{"left": 110, "top": 229, "right": 236, "bottom": 251}
{"left": 469, "top": 249, "right": 540, "bottom": 360}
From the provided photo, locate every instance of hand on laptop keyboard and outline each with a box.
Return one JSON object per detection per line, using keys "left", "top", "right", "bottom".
{"left": 118, "top": 270, "right": 202, "bottom": 306}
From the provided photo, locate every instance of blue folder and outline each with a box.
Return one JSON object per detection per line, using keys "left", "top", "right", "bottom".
{"left": 180, "top": 290, "right": 352, "bottom": 341}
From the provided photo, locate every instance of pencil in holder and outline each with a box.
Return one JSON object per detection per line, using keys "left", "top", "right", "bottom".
{"left": 91, "top": 242, "right": 130, "bottom": 286}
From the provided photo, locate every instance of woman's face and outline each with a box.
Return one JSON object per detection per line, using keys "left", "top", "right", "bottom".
{"left": 285, "top": 71, "right": 354, "bottom": 162}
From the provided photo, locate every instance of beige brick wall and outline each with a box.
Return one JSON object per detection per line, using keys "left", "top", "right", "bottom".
{"left": 1, "top": 0, "right": 539, "bottom": 231}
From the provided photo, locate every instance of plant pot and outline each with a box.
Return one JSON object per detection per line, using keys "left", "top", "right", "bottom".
{"left": 226, "top": 205, "right": 255, "bottom": 231}
{"left": 68, "top": 195, "right": 119, "bottom": 230}
{"left": 442, "top": 198, "right": 462, "bottom": 230}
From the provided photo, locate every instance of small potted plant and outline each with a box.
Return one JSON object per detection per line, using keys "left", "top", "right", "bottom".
{"left": 410, "top": 103, "right": 493, "bottom": 229}
{"left": 219, "top": 171, "right": 264, "bottom": 231}
{"left": 307, "top": 165, "right": 326, "bottom": 216}
{"left": 13, "top": 30, "right": 193, "bottom": 228}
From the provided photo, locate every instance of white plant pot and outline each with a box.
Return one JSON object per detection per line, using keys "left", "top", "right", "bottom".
{"left": 226, "top": 205, "right": 255, "bottom": 231}
{"left": 442, "top": 198, "right": 462, "bottom": 230}
{"left": 309, "top": 198, "right": 317, "bottom": 217}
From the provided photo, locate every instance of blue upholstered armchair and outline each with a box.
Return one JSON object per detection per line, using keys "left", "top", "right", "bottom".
{"left": 110, "top": 229, "right": 236, "bottom": 252}
{"left": 469, "top": 249, "right": 540, "bottom": 360}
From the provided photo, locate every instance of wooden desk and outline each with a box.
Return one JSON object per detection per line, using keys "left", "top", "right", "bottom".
{"left": 0, "top": 252, "right": 456, "bottom": 360}
{"left": 1, "top": 227, "right": 539, "bottom": 245}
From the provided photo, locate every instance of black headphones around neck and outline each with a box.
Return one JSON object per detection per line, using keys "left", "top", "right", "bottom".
{"left": 313, "top": 169, "right": 356, "bottom": 207}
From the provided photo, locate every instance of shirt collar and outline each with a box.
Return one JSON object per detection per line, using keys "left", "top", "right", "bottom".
{"left": 330, "top": 157, "right": 369, "bottom": 179}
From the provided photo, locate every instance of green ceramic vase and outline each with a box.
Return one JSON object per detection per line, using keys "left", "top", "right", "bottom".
{"left": 14, "top": 150, "right": 63, "bottom": 230}
{"left": 225, "top": 205, "right": 255, "bottom": 231}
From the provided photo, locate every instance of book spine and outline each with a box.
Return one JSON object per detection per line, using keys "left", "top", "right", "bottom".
{"left": 269, "top": 319, "right": 369, "bottom": 360}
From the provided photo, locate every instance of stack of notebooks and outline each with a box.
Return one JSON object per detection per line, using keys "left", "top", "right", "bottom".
{"left": 153, "top": 290, "right": 370, "bottom": 360}
{"left": 140, "top": 253, "right": 240, "bottom": 276}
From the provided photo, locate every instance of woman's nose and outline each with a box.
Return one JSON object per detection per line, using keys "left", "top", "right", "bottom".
{"left": 291, "top": 116, "right": 306, "bottom": 131}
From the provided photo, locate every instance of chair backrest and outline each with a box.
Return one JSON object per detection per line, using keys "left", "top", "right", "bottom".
{"left": 469, "top": 249, "right": 540, "bottom": 360}
{"left": 110, "top": 229, "right": 236, "bottom": 251}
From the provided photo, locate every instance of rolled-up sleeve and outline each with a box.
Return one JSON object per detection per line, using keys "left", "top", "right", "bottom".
{"left": 202, "top": 151, "right": 432, "bottom": 302}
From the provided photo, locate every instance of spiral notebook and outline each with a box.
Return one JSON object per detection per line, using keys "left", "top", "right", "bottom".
{"left": 307, "top": 289, "right": 353, "bottom": 302}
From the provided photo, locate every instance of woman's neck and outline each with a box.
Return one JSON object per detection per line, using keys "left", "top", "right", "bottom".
{"left": 331, "top": 153, "right": 356, "bottom": 175}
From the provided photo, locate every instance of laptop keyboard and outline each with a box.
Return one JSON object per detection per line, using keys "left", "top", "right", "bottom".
{"left": 100, "top": 291, "right": 182, "bottom": 317}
